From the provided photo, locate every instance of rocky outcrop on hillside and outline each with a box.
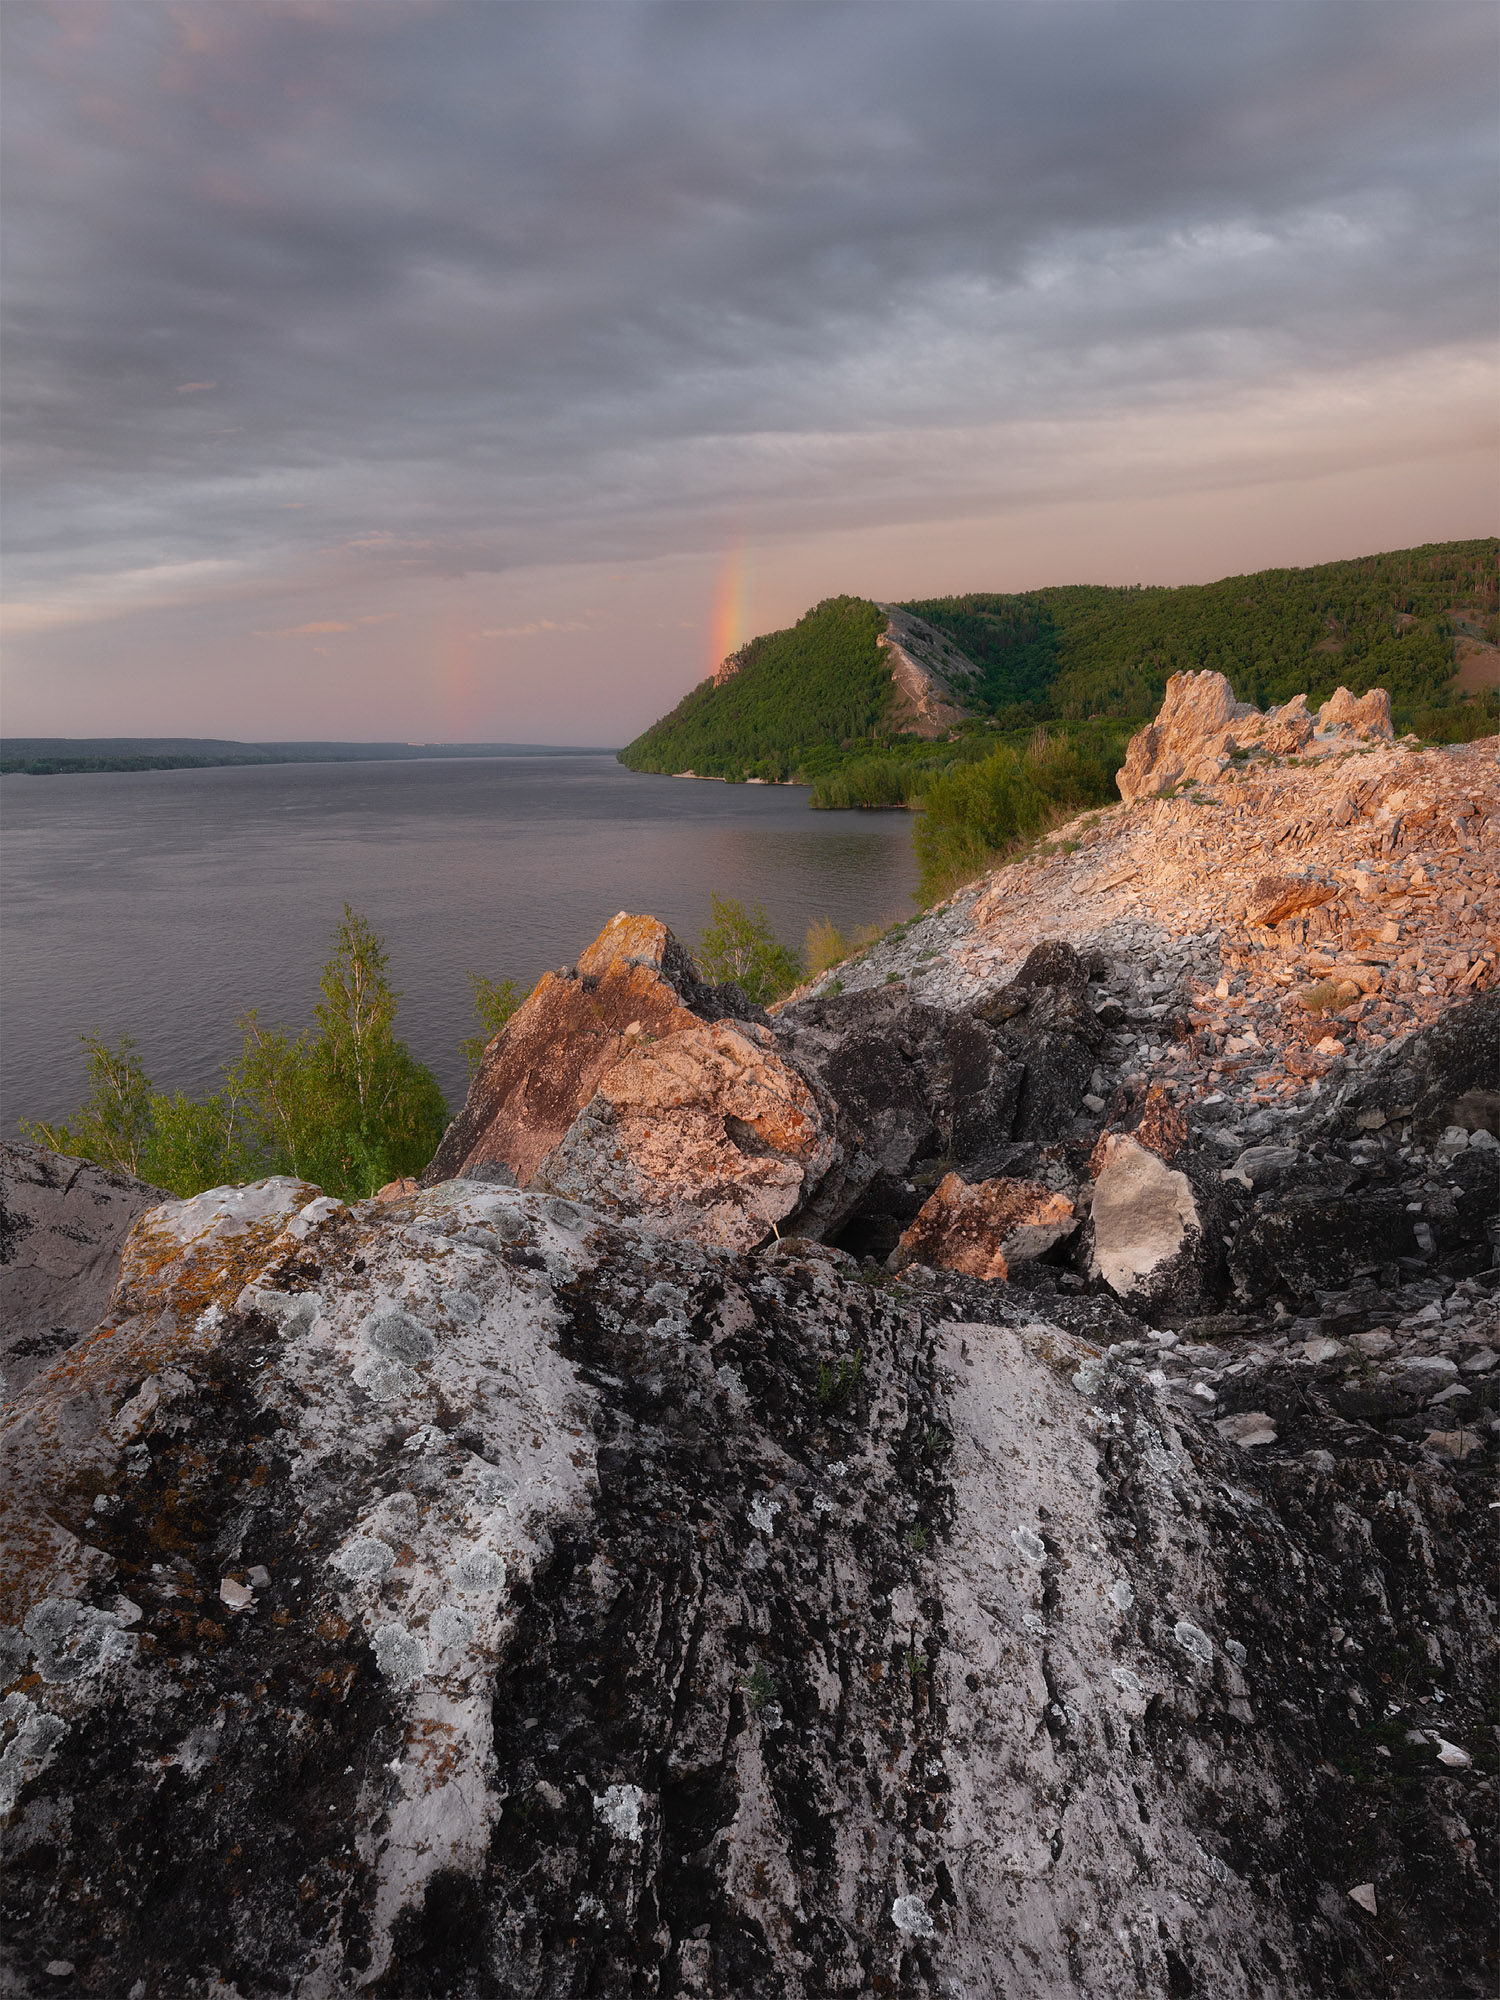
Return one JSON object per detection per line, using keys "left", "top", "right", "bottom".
{"left": 1116, "top": 668, "right": 1394, "bottom": 803}
{"left": 2, "top": 701, "right": 1496, "bottom": 1998}
{"left": 875, "top": 605, "right": 975, "bottom": 738}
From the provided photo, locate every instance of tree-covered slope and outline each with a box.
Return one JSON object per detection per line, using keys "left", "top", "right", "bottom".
{"left": 618, "top": 539, "right": 1497, "bottom": 786}
{"left": 618, "top": 596, "right": 892, "bottom": 779}
{"left": 903, "top": 537, "right": 1497, "bottom": 726}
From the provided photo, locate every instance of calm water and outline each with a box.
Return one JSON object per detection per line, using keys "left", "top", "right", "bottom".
{"left": 1, "top": 755, "right": 919, "bottom": 1132}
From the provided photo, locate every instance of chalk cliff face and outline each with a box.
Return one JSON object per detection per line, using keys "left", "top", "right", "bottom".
{"left": 2, "top": 698, "right": 1496, "bottom": 1999}
{"left": 874, "top": 604, "right": 975, "bottom": 738}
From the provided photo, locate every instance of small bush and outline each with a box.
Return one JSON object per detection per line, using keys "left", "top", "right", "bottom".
{"left": 1298, "top": 980, "right": 1344, "bottom": 1015}
{"left": 696, "top": 894, "right": 803, "bottom": 1004}
{"left": 815, "top": 1349, "right": 863, "bottom": 1407}
{"left": 805, "top": 917, "right": 849, "bottom": 974}
{"left": 461, "top": 973, "right": 531, "bottom": 1076}
{"left": 24, "top": 907, "right": 448, "bottom": 1202}
{"left": 742, "top": 1662, "right": 778, "bottom": 1710}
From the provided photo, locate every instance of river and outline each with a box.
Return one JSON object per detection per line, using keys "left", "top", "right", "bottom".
{"left": 0, "top": 754, "right": 919, "bottom": 1132}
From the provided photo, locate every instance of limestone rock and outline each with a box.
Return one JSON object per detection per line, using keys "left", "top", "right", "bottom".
{"left": 1312, "top": 991, "right": 1500, "bottom": 1145}
{"left": 1115, "top": 670, "right": 1397, "bottom": 802}
{"left": 533, "top": 1017, "right": 839, "bottom": 1252}
{"left": 1318, "top": 686, "right": 1394, "bottom": 740}
{"left": 1116, "top": 670, "right": 1257, "bottom": 803}
{"left": 1258, "top": 693, "right": 1315, "bottom": 757}
{"left": 1088, "top": 1132, "right": 1214, "bottom": 1309}
{"left": 1244, "top": 870, "right": 1338, "bottom": 928}
{"left": 2, "top": 1172, "right": 1492, "bottom": 1998}
{"left": 422, "top": 912, "right": 760, "bottom": 1187}
{"left": 887, "top": 1171, "right": 1078, "bottom": 1280}
{"left": 0, "top": 1142, "right": 169, "bottom": 1393}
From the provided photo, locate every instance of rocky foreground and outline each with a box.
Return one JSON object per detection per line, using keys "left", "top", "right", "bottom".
{"left": 1, "top": 678, "right": 1496, "bottom": 1999}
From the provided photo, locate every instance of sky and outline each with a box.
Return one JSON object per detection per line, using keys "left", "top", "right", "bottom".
{"left": 2, "top": 0, "right": 1496, "bottom": 746}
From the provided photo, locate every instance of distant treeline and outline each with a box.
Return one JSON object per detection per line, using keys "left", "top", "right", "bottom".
{"left": 0, "top": 738, "right": 613, "bottom": 776}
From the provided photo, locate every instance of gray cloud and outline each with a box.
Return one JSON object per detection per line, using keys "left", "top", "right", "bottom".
{"left": 2, "top": 0, "right": 1495, "bottom": 609}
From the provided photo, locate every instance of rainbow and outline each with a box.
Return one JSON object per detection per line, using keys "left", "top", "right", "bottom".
{"left": 708, "top": 539, "right": 750, "bottom": 680}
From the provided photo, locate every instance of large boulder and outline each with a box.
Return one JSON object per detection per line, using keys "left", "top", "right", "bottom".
{"left": 0, "top": 1142, "right": 169, "bottom": 1394}
{"left": 887, "top": 1171, "right": 1078, "bottom": 1280}
{"left": 1, "top": 1177, "right": 1490, "bottom": 1998}
{"left": 776, "top": 943, "right": 1106, "bottom": 1242}
{"left": 422, "top": 912, "right": 759, "bottom": 1188}
{"left": 1116, "top": 671, "right": 1394, "bottom": 801}
{"left": 1116, "top": 669, "right": 1258, "bottom": 802}
{"left": 1086, "top": 1133, "right": 1232, "bottom": 1316}
{"left": 534, "top": 1018, "right": 839, "bottom": 1253}
{"left": 1311, "top": 991, "right": 1500, "bottom": 1145}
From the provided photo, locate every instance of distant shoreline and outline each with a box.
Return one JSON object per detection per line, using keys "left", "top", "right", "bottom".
{"left": 0, "top": 738, "right": 618, "bottom": 776}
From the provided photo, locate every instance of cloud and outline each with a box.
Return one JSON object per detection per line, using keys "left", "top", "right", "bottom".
{"left": 254, "top": 619, "right": 356, "bottom": 637}
{"left": 0, "top": 0, "right": 1493, "bottom": 679}
{"left": 480, "top": 617, "right": 595, "bottom": 638}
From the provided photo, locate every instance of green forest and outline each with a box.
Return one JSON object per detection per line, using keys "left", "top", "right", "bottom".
{"left": 619, "top": 538, "right": 1497, "bottom": 790}
{"left": 618, "top": 596, "right": 894, "bottom": 780}
{"left": 905, "top": 537, "right": 1498, "bottom": 727}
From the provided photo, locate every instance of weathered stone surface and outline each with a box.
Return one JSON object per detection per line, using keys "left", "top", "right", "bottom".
{"left": 1116, "top": 669, "right": 1257, "bottom": 802}
{"left": 1114, "top": 669, "right": 1398, "bottom": 803}
{"left": 423, "top": 912, "right": 759, "bottom": 1188}
{"left": 1318, "top": 685, "right": 1394, "bottom": 740}
{"left": 1, "top": 1176, "right": 1492, "bottom": 1999}
{"left": 1088, "top": 1132, "right": 1213, "bottom": 1309}
{"left": 534, "top": 1017, "right": 839, "bottom": 1252}
{"left": 1313, "top": 991, "right": 1500, "bottom": 1145}
{"left": 1258, "top": 693, "right": 1315, "bottom": 757}
{"left": 0, "top": 1142, "right": 168, "bottom": 1394}
{"left": 887, "top": 1170, "right": 1077, "bottom": 1280}
{"left": 1244, "top": 869, "right": 1338, "bottom": 928}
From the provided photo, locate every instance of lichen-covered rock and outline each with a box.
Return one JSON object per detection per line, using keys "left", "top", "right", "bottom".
{"left": 534, "top": 1017, "right": 840, "bottom": 1252}
{"left": 0, "top": 1142, "right": 169, "bottom": 1394}
{"left": 887, "top": 1171, "right": 1077, "bottom": 1280}
{"left": 422, "top": 912, "right": 760, "bottom": 1188}
{"left": 1, "top": 1174, "right": 1492, "bottom": 1999}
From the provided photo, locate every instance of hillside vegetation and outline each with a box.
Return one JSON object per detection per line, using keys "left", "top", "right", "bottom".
{"left": 618, "top": 539, "right": 1497, "bottom": 796}
{"left": 619, "top": 596, "right": 891, "bottom": 781}
{"left": 904, "top": 537, "right": 1498, "bottom": 729}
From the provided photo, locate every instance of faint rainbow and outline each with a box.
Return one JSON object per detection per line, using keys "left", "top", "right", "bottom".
{"left": 708, "top": 538, "right": 750, "bottom": 678}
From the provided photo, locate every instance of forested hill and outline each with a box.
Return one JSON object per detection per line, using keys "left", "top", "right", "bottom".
{"left": 905, "top": 538, "right": 1498, "bottom": 728}
{"left": 617, "top": 539, "right": 1498, "bottom": 782}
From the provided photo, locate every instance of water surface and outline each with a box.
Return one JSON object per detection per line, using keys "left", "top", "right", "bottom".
{"left": 1, "top": 755, "right": 918, "bottom": 1131}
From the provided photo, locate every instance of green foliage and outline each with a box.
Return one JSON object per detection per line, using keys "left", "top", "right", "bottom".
{"left": 815, "top": 1348, "right": 863, "bottom": 1407}
{"left": 618, "top": 596, "right": 892, "bottom": 779}
{"left": 25, "top": 908, "right": 448, "bottom": 1202}
{"left": 742, "top": 1662, "right": 778, "bottom": 1711}
{"left": 696, "top": 894, "right": 803, "bottom": 1005}
{"left": 914, "top": 727, "right": 1126, "bottom": 900}
{"left": 22, "top": 1034, "right": 155, "bottom": 1179}
{"left": 905, "top": 538, "right": 1497, "bottom": 722}
{"left": 461, "top": 972, "right": 530, "bottom": 1076}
